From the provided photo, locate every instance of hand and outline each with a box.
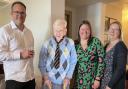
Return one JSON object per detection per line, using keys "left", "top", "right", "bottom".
{"left": 44, "top": 79, "right": 52, "bottom": 89}
{"left": 63, "top": 78, "right": 70, "bottom": 89}
{"left": 43, "top": 76, "right": 52, "bottom": 89}
{"left": 105, "top": 86, "right": 111, "bottom": 89}
{"left": 92, "top": 80, "right": 100, "bottom": 89}
{"left": 20, "top": 49, "right": 34, "bottom": 59}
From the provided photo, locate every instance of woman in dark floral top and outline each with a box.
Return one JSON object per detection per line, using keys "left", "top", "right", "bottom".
{"left": 73, "top": 20, "right": 105, "bottom": 89}
{"left": 100, "top": 21, "right": 127, "bottom": 89}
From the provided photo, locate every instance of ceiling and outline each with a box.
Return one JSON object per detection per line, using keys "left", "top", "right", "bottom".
{"left": 65, "top": 0, "right": 128, "bottom": 8}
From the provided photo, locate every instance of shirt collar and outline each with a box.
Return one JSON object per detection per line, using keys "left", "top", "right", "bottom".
{"left": 52, "top": 36, "right": 68, "bottom": 46}
{"left": 10, "top": 20, "right": 27, "bottom": 32}
{"left": 53, "top": 36, "right": 65, "bottom": 44}
{"left": 10, "top": 21, "right": 17, "bottom": 29}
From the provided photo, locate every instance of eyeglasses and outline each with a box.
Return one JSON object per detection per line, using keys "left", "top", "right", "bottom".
{"left": 12, "top": 11, "right": 26, "bottom": 16}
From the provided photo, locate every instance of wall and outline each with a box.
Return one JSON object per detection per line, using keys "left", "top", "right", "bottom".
{"left": 105, "top": 3, "right": 122, "bottom": 22}
{"left": 51, "top": 0, "right": 65, "bottom": 25}
{"left": 23, "top": 0, "right": 52, "bottom": 88}
{"left": 122, "top": 4, "right": 128, "bottom": 47}
{"left": 0, "top": 5, "right": 10, "bottom": 26}
{"left": 76, "top": 6, "right": 87, "bottom": 37}
{"left": 86, "top": 2, "right": 105, "bottom": 40}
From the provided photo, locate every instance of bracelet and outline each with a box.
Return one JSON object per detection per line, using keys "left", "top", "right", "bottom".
{"left": 95, "top": 78, "right": 100, "bottom": 81}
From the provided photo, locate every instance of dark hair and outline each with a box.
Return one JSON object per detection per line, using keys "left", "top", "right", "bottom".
{"left": 11, "top": 1, "right": 26, "bottom": 10}
{"left": 77, "top": 20, "right": 93, "bottom": 46}
{"left": 109, "top": 21, "right": 122, "bottom": 39}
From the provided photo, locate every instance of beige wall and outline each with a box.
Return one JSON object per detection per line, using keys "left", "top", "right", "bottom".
{"left": 122, "top": 5, "right": 128, "bottom": 47}
{"left": 86, "top": 2, "right": 105, "bottom": 42}
{"left": 51, "top": 0, "right": 65, "bottom": 24}
{"left": 105, "top": 3, "right": 122, "bottom": 22}
{"left": 24, "top": 0, "right": 52, "bottom": 88}
{"left": 0, "top": 5, "right": 10, "bottom": 26}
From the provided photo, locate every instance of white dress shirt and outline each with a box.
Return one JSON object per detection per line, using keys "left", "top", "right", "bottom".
{"left": 0, "top": 21, "right": 34, "bottom": 82}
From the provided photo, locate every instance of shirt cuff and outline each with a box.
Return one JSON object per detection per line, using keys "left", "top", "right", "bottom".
{"left": 13, "top": 50, "right": 20, "bottom": 60}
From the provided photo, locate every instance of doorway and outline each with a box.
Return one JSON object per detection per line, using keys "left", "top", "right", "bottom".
{"left": 65, "top": 10, "right": 72, "bottom": 38}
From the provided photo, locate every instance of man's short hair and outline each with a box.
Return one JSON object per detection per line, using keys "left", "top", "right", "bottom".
{"left": 11, "top": 1, "right": 26, "bottom": 10}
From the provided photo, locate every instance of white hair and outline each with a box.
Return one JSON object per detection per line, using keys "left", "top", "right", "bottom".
{"left": 53, "top": 19, "right": 67, "bottom": 29}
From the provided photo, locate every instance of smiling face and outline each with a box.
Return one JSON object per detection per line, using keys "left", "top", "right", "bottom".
{"left": 79, "top": 24, "right": 91, "bottom": 40}
{"left": 53, "top": 25, "right": 67, "bottom": 40}
{"left": 53, "top": 19, "right": 67, "bottom": 42}
{"left": 11, "top": 3, "right": 26, "bottom": 26}
{"left": 108, "top": 23, "right": 121, "bottom": 41}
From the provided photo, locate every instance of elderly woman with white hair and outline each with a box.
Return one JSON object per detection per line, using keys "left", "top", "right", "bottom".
{"left": 39, "top": 19, "right": 77, "bottom": 89}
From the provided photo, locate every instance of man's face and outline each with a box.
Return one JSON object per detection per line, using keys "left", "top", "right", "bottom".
{"left": 11, "top": 4, "right": 26, "bottom": 26}
{"left": 53, "top": 25, "right": 67, "bottom": 41}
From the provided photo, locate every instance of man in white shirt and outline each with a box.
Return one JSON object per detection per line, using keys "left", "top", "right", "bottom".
{"left": 0, "top": 1, "right": 35, "bottom": 89}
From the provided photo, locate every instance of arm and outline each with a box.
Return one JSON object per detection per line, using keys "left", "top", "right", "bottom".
{"left": 95, "top": 38, "right": 105, "bottom": 79}
{"left": 38, "top": 44, "right": 49, "bottom": 77}
{"left": 38, "top": 43, "right": 52, "bottom": 88}
{"left": 66, "top": 41, "right": 77, "bottom": 79}
{"left": 0, "top": 29, "right": 20, "bottom": 61}
{"left": 108, "top": 42, "right": 127, "bottom": 88}
{"left": 92, "top": 38, "right": 105, "bottom": 89}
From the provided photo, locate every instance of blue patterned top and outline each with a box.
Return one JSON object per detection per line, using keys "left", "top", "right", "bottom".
{"left": 39, "top": 36, "right": 77, "bottom": 84}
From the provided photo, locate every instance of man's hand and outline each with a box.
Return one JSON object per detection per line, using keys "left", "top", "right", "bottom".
{"left": 63, "top": 78, "right": 70, "bottom": 89}
{"left": 20, "top": 49, "right": 34, "bottom": 59}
